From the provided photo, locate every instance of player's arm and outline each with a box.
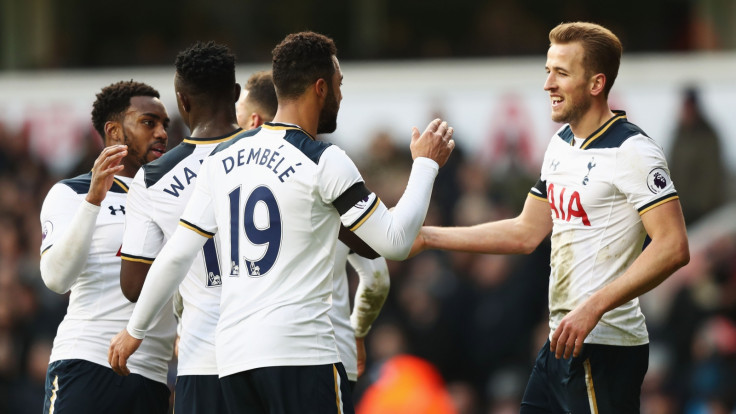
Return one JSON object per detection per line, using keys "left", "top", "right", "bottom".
{"left": 108, "top": 224, "right": 207, "bottom": 375}
{"left": 333, "top": 119, "right": 455, "bottom": 260}
{"left": 40, "top": 145, "right": 127, "bottom": 293}
{"left": 347, "top": 253, "right": 390, "bottom": 377}
{"left": 551, "top": 199, "right": 689, "bottom": 359}
{"left": 338, "top": 225, "right": 379, "bottom": 259}
{"left": 412, "top": 194, "right": 553, "bottom": 257}
{"left": 120, "top": 261, "right": 151, "bottom": 302}
{"left": 119, "top": 169, "right": 164, "bottom": 302}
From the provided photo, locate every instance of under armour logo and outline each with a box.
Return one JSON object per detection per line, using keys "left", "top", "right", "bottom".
{"left": 550, "top": 159, "right": 560, "bottom": 171}
{"left": 109, "top": 205, "right": 126, "bottom": 215}
{"left": 582, "top": 158, "right": 596, "bottom": 185}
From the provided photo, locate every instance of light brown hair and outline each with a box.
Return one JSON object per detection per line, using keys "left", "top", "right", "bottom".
{"left": 549, "top": 22, "right": 622, "bottom": 98}
{"left": 244, "top": 71, "right": 278, "bottom": 120}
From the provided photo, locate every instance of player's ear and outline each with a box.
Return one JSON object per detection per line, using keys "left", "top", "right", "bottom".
{"left": 590, "top": 73, "right": 606, "bottom": 97}
{"left": 104, "top": 121, "right": 122, "bottom": 145}
{"left": 315, "top": 78, "right": 328, "bottom": 98}
{"left": 250, "top": 112, "right": 263, "bottom": 129}
{"left": 177, "top": 91, "right": 191, "bottom": 114}
{"left": 233, "top": 83, "right": 242, "bottom": 104}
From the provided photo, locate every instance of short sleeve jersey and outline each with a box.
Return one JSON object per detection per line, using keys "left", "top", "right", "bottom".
{"left": 530, "top": 111, "right": 678, "bottom": 346}
{"left": 180, "top": 122, "right": 375, "bottom": 377}
{"left": 121, "top": 130, "right": 243, "bottom": 376}
{"left": 39, "top": 174, "right": 175, "bottom": 384}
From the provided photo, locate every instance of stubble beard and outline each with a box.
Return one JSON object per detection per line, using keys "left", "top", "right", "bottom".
{"left": 552, "top": 95, "right": 592, "bottom": 126}
{"left": 123, "top": 130, "right": 148, "bottom": 167}
{"left": 317, "top": 87, "right": 339, "bottom": 134}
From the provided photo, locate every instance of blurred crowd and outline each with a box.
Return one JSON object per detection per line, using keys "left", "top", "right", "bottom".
{"left": 0, "top": 86, "right": 735, "bottom": 413}
{"left": 6, "top": 0, "right": 725, "bottom": 70}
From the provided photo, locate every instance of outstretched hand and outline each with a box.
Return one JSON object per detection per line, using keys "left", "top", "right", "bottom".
{"left": 410, "top": 118, "right": 455, "bottom": 167}
{"left": 87, "top": 145, "right": 127, "bottom": 206}
{"left": 108, "top": 329, "right": 142, "bottom": 376}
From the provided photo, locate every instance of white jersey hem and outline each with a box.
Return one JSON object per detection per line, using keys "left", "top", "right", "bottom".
{"left": 218, "top": 355, "right": 341, "bottom": 378}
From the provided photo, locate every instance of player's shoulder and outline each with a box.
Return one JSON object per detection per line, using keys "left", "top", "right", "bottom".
{"left": 209, "top": 127, "right": 262, "bottom": 157}
{"left": 276, "top": 124, "right": 333, "bottom": 165}
{"left": 145, "top": 129, "right": 246, "bottom": 187}
{"left": 57, "top": 171, "right": 128, "bottom": 194}
{"left": 142, "top": 142, "right": 197, "bottom": 188}
{"left": 582, "top": 111, "right": 649, "bottom": 150}
{"left": 210, "top": 123, "right": 334, "bottom": 165}
{"left": 57, "top": 172, "right": 93, "bottom": 194}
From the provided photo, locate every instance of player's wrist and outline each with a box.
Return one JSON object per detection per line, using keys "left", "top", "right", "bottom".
{"left": 81, "top": 198, "right": 103, "bottom": 212}
{"left": 126, "top": 324, "right": 146, "bottom": 340}
{"left": 412, "top": 156, "right": 439, "bottom": 171}
{"left": 85, "top": 193, "right": 104, "bottom": 206}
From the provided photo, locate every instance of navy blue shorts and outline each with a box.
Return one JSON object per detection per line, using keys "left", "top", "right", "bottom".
{"left": 43, "top": 359, "right": 170, "bottom": 414}
{"left": 520, "top": 339, "right": 648, "bottom": 414}
{"left": 174, "top": 374, "right": 226, "bottom": 414}
{"left": 220, "top": 363, "right": 354, "bottom": 414}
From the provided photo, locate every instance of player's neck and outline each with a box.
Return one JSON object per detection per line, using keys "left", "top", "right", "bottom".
{"left": 569, "top": 102, "right": 615, "bottom": 138}
{"left": 272, "top": 99, "right": 319, "bottom": 137}
{"left": 119, "top": 159, "right": 139, "bottom": 178}
{"left": 189, "top": 112, "right": 240, "bottom": 139}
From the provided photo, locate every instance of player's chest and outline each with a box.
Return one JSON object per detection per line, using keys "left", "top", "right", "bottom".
{"left": 92, "top": 193, "right": 127, "bottom": 253}
{"left": 543, "top": 148, "right": 621, "bottom": 225}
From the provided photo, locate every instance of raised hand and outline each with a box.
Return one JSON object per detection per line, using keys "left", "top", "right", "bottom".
{"left": 86, "top": 145, "right": 127, "bottom": 206}
{"left": 409, "top": 118, "right": 455, "bottom": 167}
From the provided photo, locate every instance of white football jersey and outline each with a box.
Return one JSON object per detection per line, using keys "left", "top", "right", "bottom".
{"left": 330, "top": 242, "right": 357, "bottom": 381}
{"left": 121, "top": 130, "right": 243, "bottom": 376}
{"left": 40, "top": 174, "right": 175, "bottom": 384}
{"left": 180, "top": 122, "right": 378, "bottom": 377}
{"left": 530, "top": 111, "right": 678, "bottom": 346}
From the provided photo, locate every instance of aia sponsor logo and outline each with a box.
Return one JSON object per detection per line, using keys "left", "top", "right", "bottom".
{"left": 547, "top": 183, "right": 590, "bottom": 226}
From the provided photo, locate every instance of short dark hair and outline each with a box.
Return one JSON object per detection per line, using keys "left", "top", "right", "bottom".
{"left": 271, "top": 31, "right": 337, "bottom": 99}
{"left": 245, "top": 71, "right": 278, "bottom": 120}
{"left": 549, "top": 22, "right": 622, "bottom": 98}
{"left": 175, "top": 41, "right": 236, "bottom": 97}
{"left": 91, "top": 80, "right": 160, "bottom": 139}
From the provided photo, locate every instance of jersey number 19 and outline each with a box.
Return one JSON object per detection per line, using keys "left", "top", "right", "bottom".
{"left": 227, "top": 186, "right": 282, "bottom": 277}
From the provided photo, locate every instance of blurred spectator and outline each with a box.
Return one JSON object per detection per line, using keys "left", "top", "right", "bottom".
{"left": 669, "top": 86, "right": 728, "bottom": 225}
{"left": 684, "top": 316, "right": 736, "bottom": 413}
{"left": 356, "top": 354, "right": 457, "bottom": 414}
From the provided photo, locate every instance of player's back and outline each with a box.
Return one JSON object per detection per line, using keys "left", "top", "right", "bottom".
{"left": 187, "top": 122, "right": 362, "bottom": 376}
{"left": 123, "top": 130, "right": 244, "bottom": 376}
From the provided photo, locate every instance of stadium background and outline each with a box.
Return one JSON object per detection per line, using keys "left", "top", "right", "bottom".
{"left": 1, "top": 1, "right": 735, "bottom": 412}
